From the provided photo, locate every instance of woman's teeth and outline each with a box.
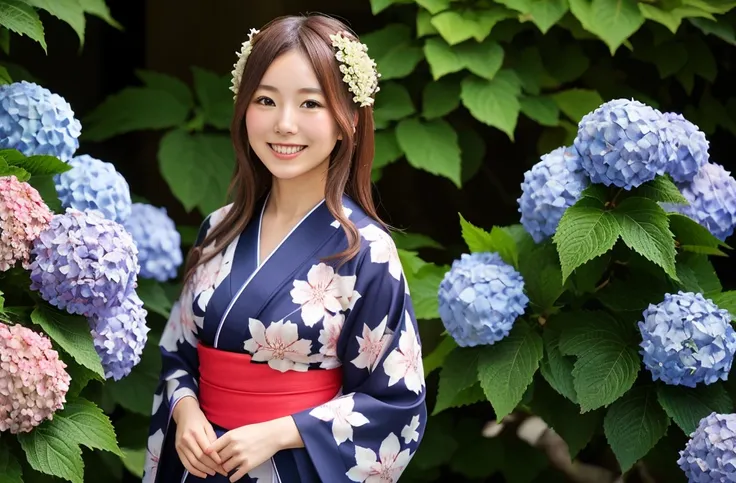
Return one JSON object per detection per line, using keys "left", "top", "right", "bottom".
{"left": 270, "top": 144, "right": 305, "bottom": 155}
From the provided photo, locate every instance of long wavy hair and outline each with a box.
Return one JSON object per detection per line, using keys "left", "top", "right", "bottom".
{"left": 182, "top": 14, "right": 384, "bottom": 286}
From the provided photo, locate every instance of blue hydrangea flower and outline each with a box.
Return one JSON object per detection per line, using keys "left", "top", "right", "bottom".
{"left": 438, "top": 252, "right": 529, "bottom": 347}
{"left": 123, "top": 203, "right": 183, "bottom": 282}
{"left": 54, "top": 154, "right": 132, "bottom": 223}
{"left": 29, "top": 208, "right": 139, "bottom": 317}
{"left": 638, "top": 291, "right": 736, "bottom": 388}
{"left": 574, "top": 98, "right": 667, "bottom": 189}
{"left": 89, "top": 292, "right": 149, "bottom": 381}
{"left": 0, "top": 81, "right": 82, "bottom": 161}
{"left": 660, "top": 112, "right": 709, "bottom": 183}
{"left": 518, "top": 146, "right": 590, "bottom": 243}
{"left": 678, "top": 412, "right": 736, "bottom": 482}
{"left": 666, "top": 163, "right": 736, "bottom": 241}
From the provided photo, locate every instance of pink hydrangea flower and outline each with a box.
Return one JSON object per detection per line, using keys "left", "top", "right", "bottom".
{"left": 0, "top": 175, "right": 53, "bottom": 271}
{"left": 0, "top": 322, "right": 71, "bottom": 433}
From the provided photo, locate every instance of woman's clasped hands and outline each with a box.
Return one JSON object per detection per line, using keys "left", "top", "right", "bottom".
{"left": 172, "top": 396, "right": 228, "bottom": 478}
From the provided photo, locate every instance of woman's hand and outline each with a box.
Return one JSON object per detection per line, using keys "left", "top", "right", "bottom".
{"left": 204, "top": 416, "right": 303, "bottom": 482}
{"left": 172, "top": 396, "right": 227, "bottom": 478}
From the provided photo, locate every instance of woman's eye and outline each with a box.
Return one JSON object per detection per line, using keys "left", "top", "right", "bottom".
{"left": 256, "top": 97, "right": 274, "bottom": 106}
{"left": 303, "top": 100, "right": 321, "bottom": 109}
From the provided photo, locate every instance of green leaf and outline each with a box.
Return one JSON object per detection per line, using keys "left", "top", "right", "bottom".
{"left": 120, "top": 448, "right": 146, "bottom": 479}
{"left": 690, "top": 17, "right": 736, "bottom": 45}
{"left": 18, "top": 423, "right": 84, "bottom": 483}
{"left": 461, "top": 71, "right": 521, "bottom": 140}
{"left": 458, "top": 214, "right": 519, "bottom": 266}
{"left": 0, "top": 157, "right": 29, "bottom": 180}
{"left": 657, "top": 384, "right": 733, "bottom": 435}
{"left": 30, "top": 305, "right": 104, "bottom": 377}
{"left": 558, "top": 311, "right": 640, "bottom": 411}
{"left": 709, "top": 291, "right": 736, "bottom": 320}
{"left": 392, "top": 231, "right": 444, "bottom": 250}
{"left": 603, "top": 386, "right": 670, "bottom": 472}
{"left": 434, "top": 348, "right": 482, "bottom": 414}
{"left": 136, "top": 278, "right": 173, "bottom": 318}
{"left": 540, "top": 327, "right": 577, "bottom": 403}
{"left": 0, "top": 438, "right": 22, "bottom": 483}
{"left": 25, "top": 0, "right": 85, "bottom": 45}
{"left": 104, "top": 341, "right": 161, "bottom": 415}
{"left": 553, "top": 197, "right": 619, "bottom": 282}
{"left": 52, "top": 398, "right": 122, "bottom": 457}
{"left": 682, "top": 0, "right": 736, "bottom": 14}
{"left": 568, "top": 0, "right": 645, "bottom": 54}
{"left": 83, "top": 87, "right": 190, "bottom": 141}
{"left": 374, "top": 82, "right": 416, "bottom": 126}
{"left": 431, "top": 7, "right": 515, "bottom": 44}
{"left": 422, "top": 78, "right": 460, "bottom": 119}
{"left": 27, "top": 174, "right": 61, "bottom": 212}
{"left": 633, "top": 176, "right": 688, "bottom": 205}
{"left": 158, "top": 130, "right": 234, "bottom": 216}
{"left": 0, "top": 0, "right": 46, "bottom": 52}
{"left": 369, "top": 0, "right": 413, "bottom": 14}
{"left": 136, "top": 69, "right": 194, "bottom": 110}
{"left": 362, "top": 24, "right": 424, "bottom": 80}
{"left": 552, "top": 88, "right": 603, "bottom": 122}
{"left": 519, "top": 242, "right": 563, "bottom": 312}
{"left": 677, "top": 253, "right": 722, "bottom": 295}
{"left": 422, "top": 334, "right": 457, "bottom": 375}
{"left": 406, "top": 262, "right": 447, "bottom": 320}
{"left": 495, "top": 0, "right": 570, "bottom": 33}
{"left": 669, "top": 213, "right": 727, "bottom": 256}
{"left": 423, "top": 37, "right": 464, "bottom": 80}
{"left": 458, "top": 126, "right": 485, "bottom": 183}
{"left": 520, "top": 95, "right": 560, "bottom": 126}
{"left": 598, "top": 270, "right": 671, "bottom": 312}
{"left": 416, "top": 8, "right": 438, "bottom": 36}
{"left": 64, "top": 357, "right": 100, "bottom": 398}
{"left": 477, "top": 321, "right": 544, "bottom": 420}
{"left": 397, "top": 248, "right": 426, "bottom": 275}
{"left": 0, "top": 27, "right": 10, "bottom": 55}
{"left": 416, "top": 0, "right": 451, "bottom": 14}
{"left": 0, "top": 64, "right": 11, "bottom": 85}
{"left": 454, "top": 38, "right": 504, "bottom": 80}
{"left": 192, "top": 67, "right": 232, "bottom": 130}
{"left": 613, "top": 197, "right": 678, "bottom": 281}
{"left": 638, "top": 3, "right": 710, "bottom": 33}
{"left": 79, "top": 0, "right": 121, "bottom": 29}
{"left": 395, "top": 118, "right": 461, "bottom": 187}
{"left": 373, "top": 129, "right": 403, "bottom": 169}
{"left": 2, "top": 152, "right": 72, "bottom": 176}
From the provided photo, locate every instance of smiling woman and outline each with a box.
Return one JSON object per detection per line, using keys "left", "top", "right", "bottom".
{"left": 143, "top": 13, "right": 427, "bottom": 483}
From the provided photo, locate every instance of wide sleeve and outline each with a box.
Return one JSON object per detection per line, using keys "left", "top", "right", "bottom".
{"left": 292, "top": 244, "right": 427, "bottom": 482}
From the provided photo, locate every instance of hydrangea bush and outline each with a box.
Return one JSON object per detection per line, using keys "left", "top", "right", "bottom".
{"left": 431, "top": 98, "right": 736, "bottom": 481}
{"left": 124, "top": 203, "right": 183, "bottom": 282}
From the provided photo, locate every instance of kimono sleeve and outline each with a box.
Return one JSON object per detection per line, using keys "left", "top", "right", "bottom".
{"left": 292, "top": 246, "right": 427, "bottom": 482}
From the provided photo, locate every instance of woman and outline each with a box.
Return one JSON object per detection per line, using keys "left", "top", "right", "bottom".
{"left": 143, "top": 14, "right": 427, "bottom": 483}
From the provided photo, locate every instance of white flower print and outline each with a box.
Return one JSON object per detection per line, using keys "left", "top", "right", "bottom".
{"left": 309, "top": 393, "right": 369, "bottom": 445}
{"left": 143, "top": 429, "right": 164, "bottom": 483}
{"left": 159, "top": 291, "right": 197, "bottom": 353}
{"left": 351, "top": 316, "right": 392, "bottom": 372}
{"left": 360, "top": 224, "right": 402, "bottom": 281}
{"left": 318, "top": 312, "right": 345, "bottom": 369}
{"left": 151, "top": 392, "right": 163, "bottom": 415}
{"left": 290, "top": 263, "right": 357, "bottom": 327}
{"left": 383, "top": 312, "right": 425, "bottom": 394}
{"left": 401, "top": 415, "right": 420, "bottom": 444}
{"left": 166, "top": 373, "right": 197, "bottom": 405}
{"left": 244, "top": 319, "right": 313, "bottom": 372}
{"left": 331, "top": 205, "right": 354, "bottom": 228}
{"left": 347, "top": 433, "right": 411, "bottom": 483}
{"left": 248, "top": 459, "right": 276, "bottom": 482}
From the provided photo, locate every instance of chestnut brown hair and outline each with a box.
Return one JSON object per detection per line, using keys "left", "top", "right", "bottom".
{"left": 182, "top": 14, "right": 384, "bottom": 286}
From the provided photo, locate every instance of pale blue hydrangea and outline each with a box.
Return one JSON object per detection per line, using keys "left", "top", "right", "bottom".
{"left": 660, "top": 112, "right": 709, "bottom": 183}
{"left": 438, "top": 252, "right": 529, "bottom": 347}
{"left": 123, "top": 203, "right": 183, "bottom": 282}
{"left": 678, "top": 412, "right": 736, "bottom": 482}
{"left": 638, "top": 292, "right": 736, "bottom": 388}
{"left": 518, "top": 146, "right": 589, "bottom": 243}
{"left": 29, "top": 208, "right": 139, "bottom": 317}
{"left": 667, "top": 163, "right": 736, "bottom": 241}
{"left": 574, "top": 98, "right": 667, "bottom": 189}
{"left": 54, "top": 154, "right": 132, "bottom": 223}
{"left": 89, "top": 292, "right": 149, "bottom": 381}
{"left": 0, "top": 81, "right": 81, "bottom": 161}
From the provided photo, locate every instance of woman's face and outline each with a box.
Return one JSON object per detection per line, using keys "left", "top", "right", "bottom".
{"left": 245, "top": 49, "right": 341, "bottom": 183}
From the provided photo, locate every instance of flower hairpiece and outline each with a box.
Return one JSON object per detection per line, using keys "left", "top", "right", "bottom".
{"left": 229, "top": 28, "right": 380, "bottom": 107}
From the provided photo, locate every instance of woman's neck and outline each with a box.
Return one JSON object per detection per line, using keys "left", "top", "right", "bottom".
{"left": 267, "top": 167, "right": 328, "bottom": 221}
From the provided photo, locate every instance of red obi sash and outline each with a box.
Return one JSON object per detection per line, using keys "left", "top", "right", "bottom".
{"left": 197, "top": 343, "right": 342, "bottom": 430}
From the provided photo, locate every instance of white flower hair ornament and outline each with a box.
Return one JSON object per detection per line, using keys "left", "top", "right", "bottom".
{"left": 229, "top": 28, "right": 380, "bottom": 107}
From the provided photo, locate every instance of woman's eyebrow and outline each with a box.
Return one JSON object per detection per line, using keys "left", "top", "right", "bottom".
{"left": 258, "top": 84, "right": 323, "bottom": 95}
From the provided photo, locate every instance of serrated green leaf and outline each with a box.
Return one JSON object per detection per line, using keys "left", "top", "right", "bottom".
{"left": 669, "top": 213, "right": 727, "bottom": 256}
{"left": 53, "top": 398, "right": 122, "bottom": 456}
{"left": 104, "top": 341, "right": 161, "bottom": 415}
{"left": 79, "top": 0, "right": 121, "bottom": 29}
{"left": 657, "top": 384, "right": 733, "bottom": 435}
{"left": 710, "top": 291, "right": 736, "bottom": 320}
{"left": 460, "top": 71, "right": 521, "bottom": 139}
{"left": 18, "top": 420, "right": 84, "bottom": 483}
{"left": 552, "top": 88, "right": 604, "bottom": 123}
{"left": 613, "top": 197, "right": 678, "bottom": 281}
{"left": 540, "top": 327, "right": 577, "bottom": 403}
{"left": 0, "top": 0, "right": 46, "bottom": 52}
{"left": 520, "top": 95, "right": 560, "bottom": 126}
{"left": 423, "top": 37, "right": 463, "bottom": 80}
{"left": 553, "top": 198, "right": 620, "bottom": 282}
{"left": 519, "top": 242, "right": 563, "bottom": 312}
{"left": 633, "top": 176, "right": 688, "bottom": 204}
{"left": 433, "top": 348, "right": 482, "bottom": 414}
{"left": 477, "top": 322, "right": 543, "bottom": 419}
{"left": 374, "top": 82, "right": 416, "bottom": 126}
{"left": 431, "top": 7, "right": 515, "bottom": 45}
{"left": 568, "top": 0, "right": 645, "bottom": 54}
{"left": 0, "top": 438, "right": 22, "bottom": 483}
{"left": 422, "top": 78, "right": 460, "bottom": 119}
{"left": 191, "top": 67, "right": 233, "bottom": 130}
{"left": 397, "top": 248, "right": 426, "bottom": 275}
{"left": 455, "top": 38, "right": 504, "bottom": 80}
{"left": 25, "top": 0, "right": 85, "bottom": 45}
{"left": 604, "top": 386, "right": 670, "bottom": 472}
{"left": 422, "top": 334, "right": 457, "bottom": 375}
{"left": 362, "top": 24, "right": 424, "bottom": 80}
{"left": 690, "top": 17, "right": 736, "bottom": 45}
{"left": 496, "top": 0, "right": 570, "bottom": 33}
{"left": 374, "top": 129, "right": 403, "bottom": 169}
{"left": 458, "top": 214, "right": 519, "bottom": 266}
{"left": 395, "top": 118, "right": 461, "bottom": 186}
{"left": 2, "top": 152, "right": 72, "bottom": 176}
{"left": 0, "top": 157, "right": 29, "bottom": 181}
{"left": 677, "top": 253, "right": 722, "bottom": 295}
{"left": 83, "top": 87, "right": 190, "bottom": 141}
{"left": 30, "top": 306, "right": 104, "bottom": 377}
{"left": 406, "top": 262, "right": 447, "bottom": 319}
{"left": 558, "top": 311, "right": 640, "bottom": 411}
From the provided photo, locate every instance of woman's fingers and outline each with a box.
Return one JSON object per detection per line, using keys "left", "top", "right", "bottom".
{"left": 195, "top": 428, "right": 224, "bottom": 472}
{"left": 182, "top": 446, "right": 215, "bottom": 477}
{"left": 178, "top": 447, "right": 209, "bottom": 479}
{"left": 203, "top": 424, "right": 224, "bottom": 465}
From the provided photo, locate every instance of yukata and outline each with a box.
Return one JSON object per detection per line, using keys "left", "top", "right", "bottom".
{"left": 143, "top": 194, "right": 427, "bottom": 483}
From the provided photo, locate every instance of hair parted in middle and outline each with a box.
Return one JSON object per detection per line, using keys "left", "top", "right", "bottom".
{"left": 182, "top": 14, "right": 385, "bottom": 286}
